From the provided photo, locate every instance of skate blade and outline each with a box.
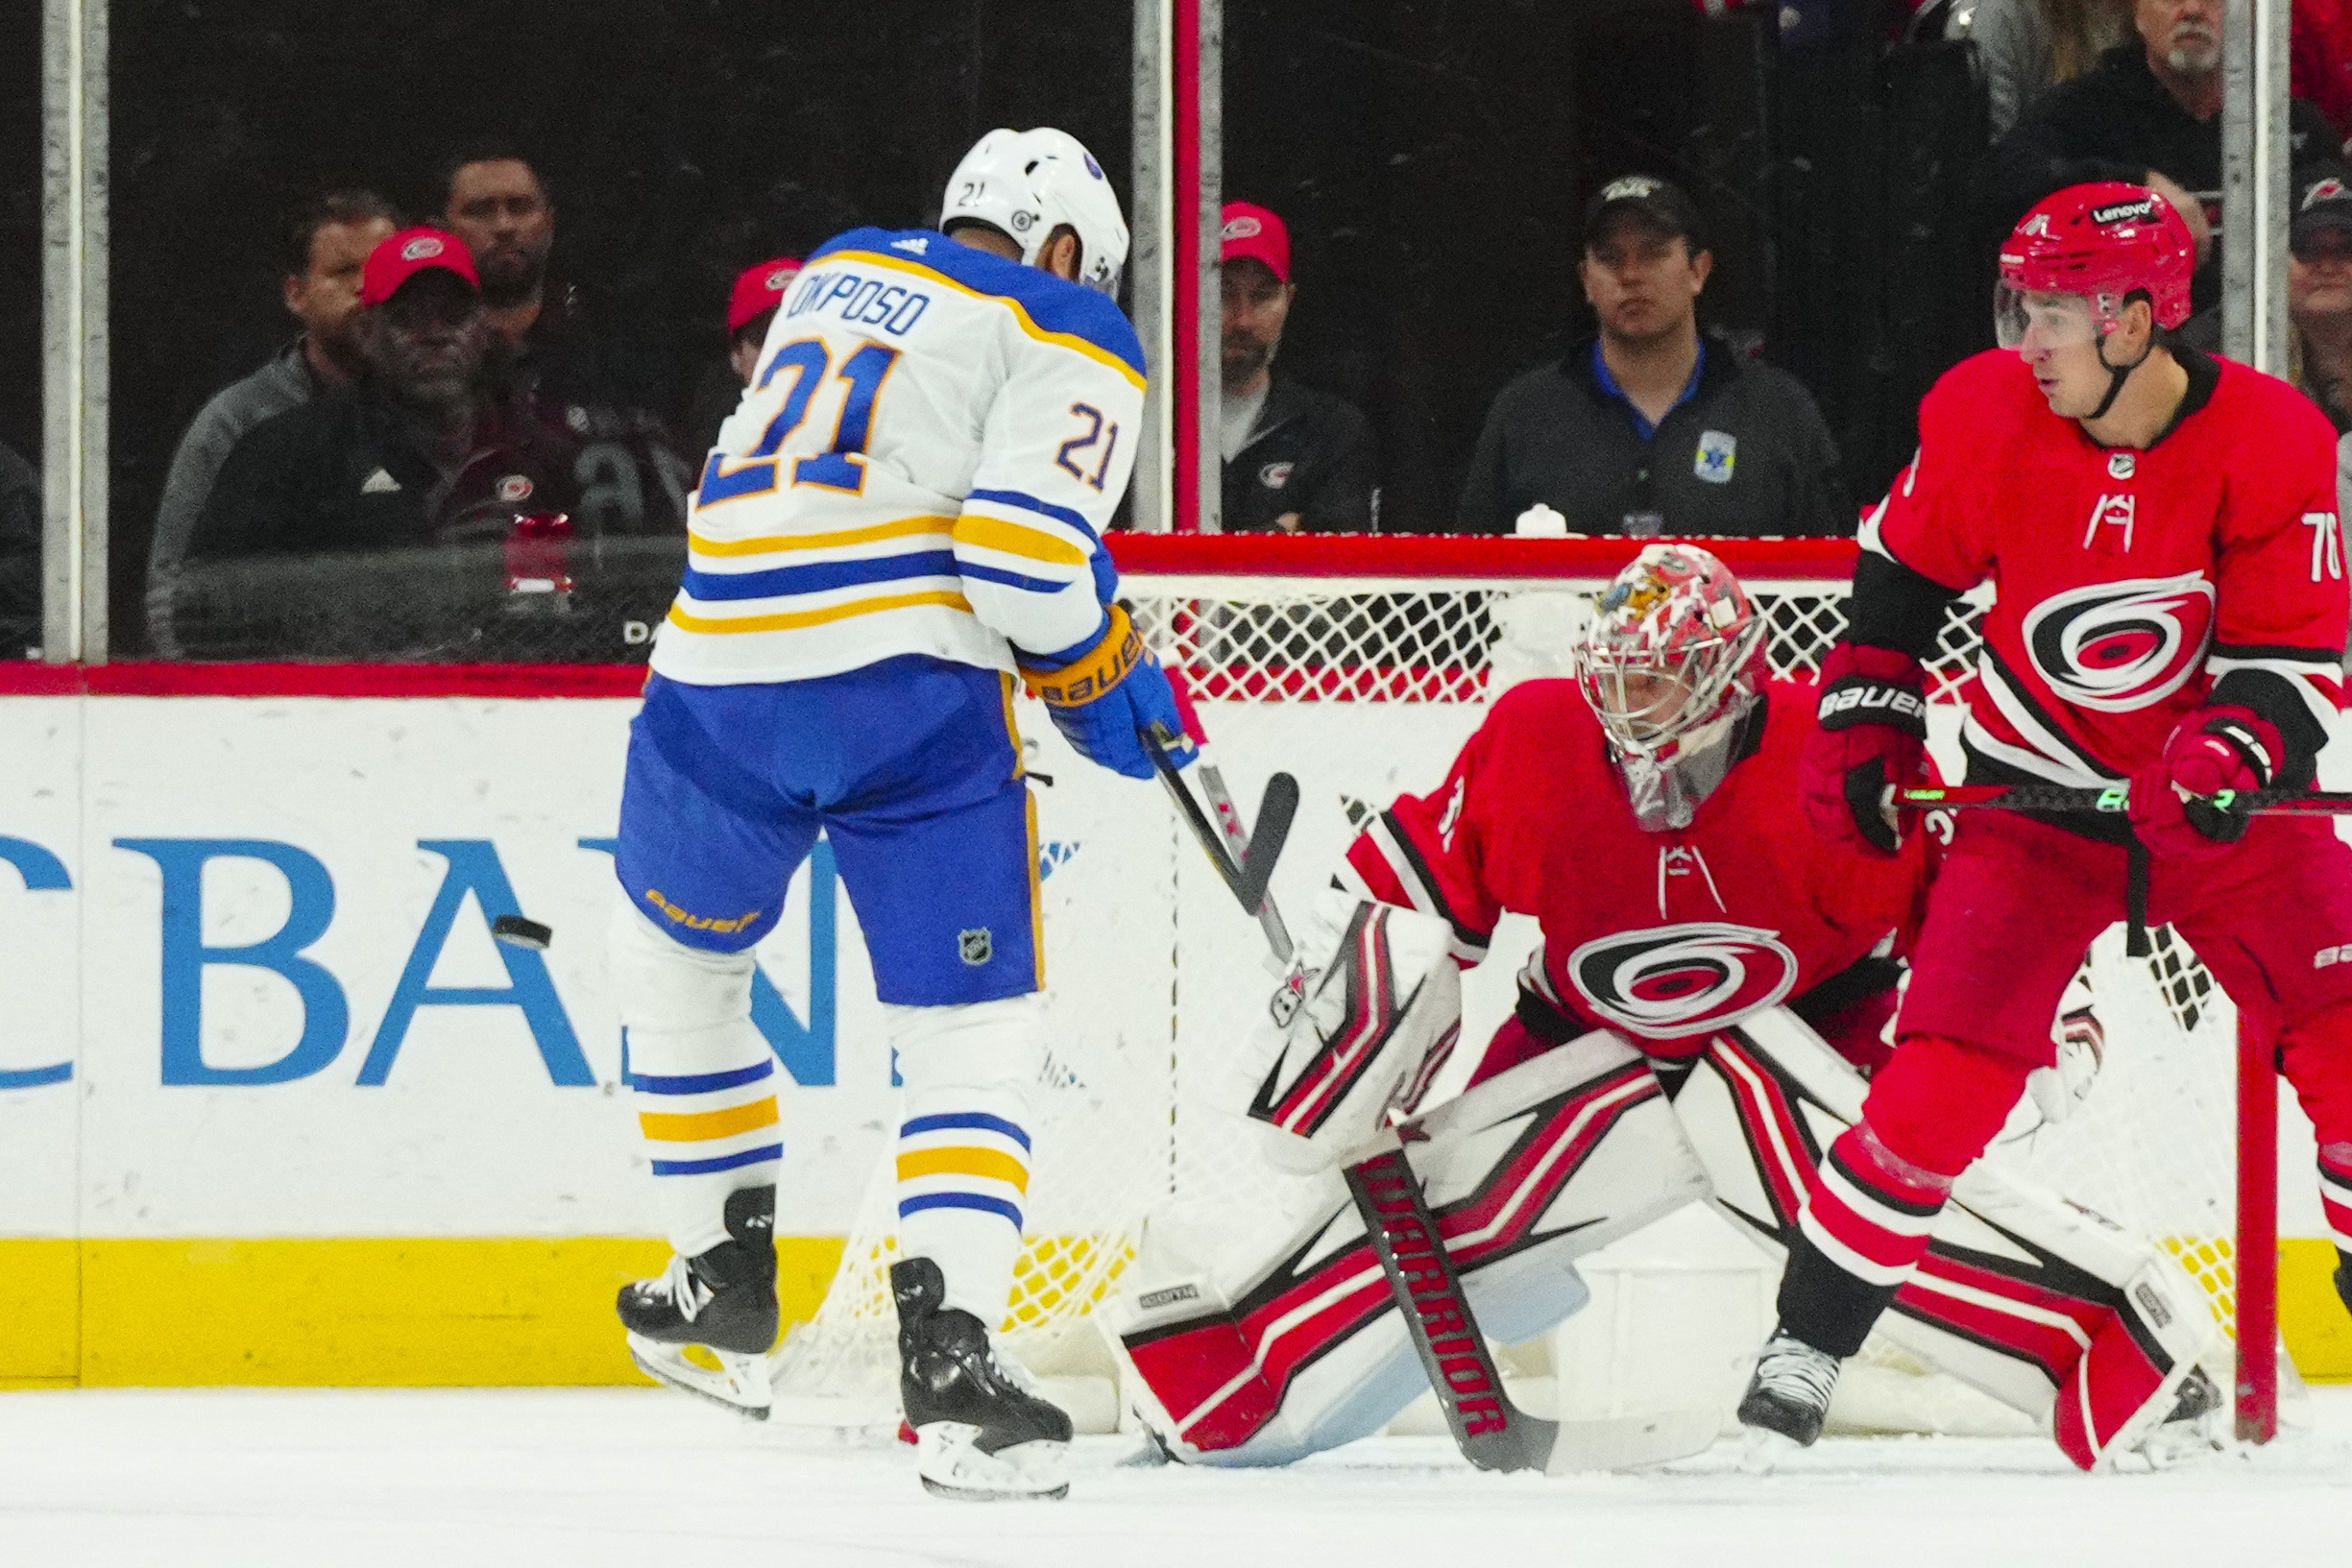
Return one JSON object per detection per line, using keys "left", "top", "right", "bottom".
{"left": 626, "top": 1334, "right": 771, "bottom": 1421}
{"left": 913, "top": 1422, "right": 1069, "bottom": 1501}
{"left": 1737, "top": 1425, "right": 1802, "bottom": 1475}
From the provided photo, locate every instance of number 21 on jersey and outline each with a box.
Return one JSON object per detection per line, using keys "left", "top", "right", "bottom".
{"left": 700, "top": 338, "right": 901, "bottom": 505}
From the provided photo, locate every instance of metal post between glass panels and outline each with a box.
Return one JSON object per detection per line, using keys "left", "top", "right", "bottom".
{"left": 39, "top": 0, "right": 105, "bottom": 665}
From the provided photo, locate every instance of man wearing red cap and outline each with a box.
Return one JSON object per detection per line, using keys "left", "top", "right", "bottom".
{"left": 176, "top": 228, "right": 606, "bottom": 650}
{"left": 725, "top": 256, "right": 804, "bottom": 386}
{"left": 1218, "top": 202, "right": 1374, "bottom": 533}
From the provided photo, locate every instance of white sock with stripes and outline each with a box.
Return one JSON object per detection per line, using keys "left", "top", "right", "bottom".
{"left": 888, "top": 997, "right": 1040, "bottom": 1325}
{"left": 611, "top": 905, "right": 783, "bottom": 1260}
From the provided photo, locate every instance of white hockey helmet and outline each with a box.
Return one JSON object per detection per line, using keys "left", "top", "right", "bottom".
{"left": 941, "top": 127, "right": 1129, "bottom": 295}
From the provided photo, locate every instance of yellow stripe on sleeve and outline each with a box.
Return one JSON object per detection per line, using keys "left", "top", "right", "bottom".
{"left": 638, "top": 1098, "right": 781, "bottom": 1143}
{"left": 895, "top": 1146, "right": 1031, "bottom": 1192}
{"left": 954, "top": 513, "right": 1089, "bottom": 567}
{"left": 688, "top": 515, "right": 956, "bottom": 559}
{"left": 667, "top": 590, "right": 973, "bottom": 636}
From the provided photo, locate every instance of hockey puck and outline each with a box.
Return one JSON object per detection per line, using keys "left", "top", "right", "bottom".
{"left": 491, "top": 915, "right": 553, "bottom": 951}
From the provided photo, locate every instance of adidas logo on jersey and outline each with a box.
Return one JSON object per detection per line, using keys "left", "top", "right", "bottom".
{"left": 891, "top": 236, "right": 930, "bottom": 253}
{"left": 360, "top": 468, "right": 401, "bottom": 495}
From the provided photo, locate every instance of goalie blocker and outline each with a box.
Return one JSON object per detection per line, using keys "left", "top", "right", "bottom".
{"left": 1109, "top": 897, "right": 2224, "bottom": 1470}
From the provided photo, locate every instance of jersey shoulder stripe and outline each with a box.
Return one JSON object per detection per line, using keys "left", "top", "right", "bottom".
{"left": 808, "top": 227, "right": 1147, "bottom": 388}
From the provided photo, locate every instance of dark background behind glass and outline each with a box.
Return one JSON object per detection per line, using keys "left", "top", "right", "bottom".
{"left": 4, "top": 3, "right": 41, "bottom": 474}
{"left": 104, "top": 0, "right": 1992, "bottom": 654}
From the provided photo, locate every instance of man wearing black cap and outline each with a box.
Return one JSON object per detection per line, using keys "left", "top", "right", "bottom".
{"left": 1455, "top": 176, "right": 1851, "bottom": 539}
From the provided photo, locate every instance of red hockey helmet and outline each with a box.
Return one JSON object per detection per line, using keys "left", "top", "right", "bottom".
{"left": 1995, "top": 182, "right": 2195, "bottom": 350}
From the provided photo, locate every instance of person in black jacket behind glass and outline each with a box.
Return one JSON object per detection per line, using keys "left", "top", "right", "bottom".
{"left": 1455, "top": 176, "right": 1851, "bottom": 539}
{"left": 1219, "top": 202, "right": 1377, "bottom": 533}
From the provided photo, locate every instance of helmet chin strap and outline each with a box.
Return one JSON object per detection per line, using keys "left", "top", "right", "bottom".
{"left": 2085, "top": 326, "right": 2154, "bottom": 422}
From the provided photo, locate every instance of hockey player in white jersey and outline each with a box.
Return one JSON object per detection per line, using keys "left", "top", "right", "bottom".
{"left": 604, "top": 128, "right": 1185, "bottom": 1502}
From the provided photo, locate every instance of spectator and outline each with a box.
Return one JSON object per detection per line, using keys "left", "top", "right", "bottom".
{"left": 1947, "top": 0, "right": 2133, "bottom": 138}
{"left": 1455, "top": 177, "right": 1851, "bottom": 539}
{"left": 686, "top": 256, "right": 803, "bottom": 457}
{"left": 1990, "top": 0, "right": 2340, "bottom": 315}
{"left": 2291, "top": 171, "right": 2352, "bottom": 433}
{"left": 2295, "top": 0, "right": 2352, "bottom": 154}
{"left": 1218, "top": 203, "right": 1376, "bottom": 533}
{"left": 0, "top": 438, "right": 36, "bottom": 655}
{"left": 185, "top": 229, "right": 594, "bottom": 563}
{"left": 147, "top": 189, "right": 400, "bottom": 644}
{"left": 438, "top": 140, "right": 692, "bottom": 533}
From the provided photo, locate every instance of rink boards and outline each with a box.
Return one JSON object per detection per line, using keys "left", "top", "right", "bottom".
{"left": 0, "top": 681, "right": 2346, "bottom": 1387}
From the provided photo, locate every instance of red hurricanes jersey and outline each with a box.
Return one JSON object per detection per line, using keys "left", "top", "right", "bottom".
{"left": 1342, "top": 678, "right": 1930, "bottom": 1046}
{"left": 1871, "top": 349, "right": 2345, "bottom": 785}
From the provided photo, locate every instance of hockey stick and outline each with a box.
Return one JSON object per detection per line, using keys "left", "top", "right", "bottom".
{"left": 1889, "top": 784, "right": 2352, "bottom": 816}
{"left": 1147, "top": 725, "right": 1299, "bottom": 936}
{"left": 1197, "top": 753, "right": 1297, "bottom": 962}
{"left": 1344, "top": 1133, "right": 1562, "bottom": 1473}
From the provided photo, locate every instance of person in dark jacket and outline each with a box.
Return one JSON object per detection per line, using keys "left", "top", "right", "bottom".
{"left": 1990, "top": 0, "right": 2340, "bottom": 315}
{"left": 1455, "top": 176, "right": 1852, "bottom": 538}
{"left": 1219, "top": 203, "right": 1376, "bottom": 533}
{"left": 189, "top": 229, "right": 594, "bottom": 561}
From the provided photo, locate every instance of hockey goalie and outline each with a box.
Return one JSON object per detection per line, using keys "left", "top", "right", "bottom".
{"left": 1108, "top": 543, "right": 2225, "bottom": 1473}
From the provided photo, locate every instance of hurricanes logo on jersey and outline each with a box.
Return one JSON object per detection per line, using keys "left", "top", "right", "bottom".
{"left": 1566, "top": 922, "right": 1799, "bottom": 1040}
{"left": 2021, "top": 572, "right": 2215, "bottom": 712}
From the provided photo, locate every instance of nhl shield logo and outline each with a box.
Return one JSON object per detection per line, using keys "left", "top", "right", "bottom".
{"left": 958, "top": 928, "right": 994, "bottom": 967}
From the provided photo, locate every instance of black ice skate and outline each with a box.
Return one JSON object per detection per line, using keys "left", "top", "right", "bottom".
{"left": 892, "top": 1256, "right": 1072, "bottom": 1500}
{"left": 618, "top": 1185, "right": 779, "bottom": 1419}
{"left": 1737, "top": 1330, "right": 1843, "bottom": 1454}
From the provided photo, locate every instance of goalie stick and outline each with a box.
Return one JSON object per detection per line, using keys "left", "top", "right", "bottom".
{"left": 1147, "top": 724, "right": 1299, "bottom": 944}
{"left": 1343, "top": 1133, "right": 1564, "bottom": 1472}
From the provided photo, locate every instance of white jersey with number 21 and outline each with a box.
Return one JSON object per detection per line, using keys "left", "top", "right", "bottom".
{"left": 651, "top": 225, "right": 1147, "bottom": 688}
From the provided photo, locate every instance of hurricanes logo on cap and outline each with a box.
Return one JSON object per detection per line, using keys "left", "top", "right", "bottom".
{"left": 1567, "top": 922, "right": 1799, "bottom": 1040}
{"left": 764, "top": 268, "right": 793, "bottom": 293}
{"left": 2023, "top": 572, "right": 2215, "bottom": 713}
{"left": 1223, "top": 215, "right": 1263, "bottom": 240}
{"left": 2306, "top": 179, "right": 2349, "bottom": 210}
{"left": 1599, "top": 176, "right": 1662, "bottom": 204}
{"left": 400, "top": 235, "right": 446, "bottom": 261}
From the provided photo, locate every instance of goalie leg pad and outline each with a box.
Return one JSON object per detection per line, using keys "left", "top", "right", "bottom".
{"left": 1112, "top": 1030, "right": 1709, "bottom": 1465}
{"left": 1676, "top": 1008, "right": 2221, "bottom": 1458}
{"left": 1245, "top": 895, "right": 1463, "bottom": 1171}
{"left": 610, "top": 905, "right": 781, "bottom": 1260}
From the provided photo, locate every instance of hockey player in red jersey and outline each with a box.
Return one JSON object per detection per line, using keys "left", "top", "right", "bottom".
{"left": 1741, "top": 181, "right": 2352, "bottom": 1467}
{"left": 1113, "top": 544, "right": 2223, "bottom": 1470}
{"left": 1339, "top": 546, "right": 1925, "bottom": 1090}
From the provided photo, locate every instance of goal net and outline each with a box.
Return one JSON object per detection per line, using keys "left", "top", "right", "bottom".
{"left": 765, "top": 535, "right": 2258, "bottom": 1435}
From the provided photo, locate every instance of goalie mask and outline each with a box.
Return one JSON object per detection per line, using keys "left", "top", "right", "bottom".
{"left": 1575, "top": 543, "right": 1767, "bottom": 832}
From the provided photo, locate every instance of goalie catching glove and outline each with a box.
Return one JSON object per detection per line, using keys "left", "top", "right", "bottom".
{"left": 1802, "top": 642, "right": 1928, "bottom": 856}
{"left": 1018, "top": 604, "right": 1198, "bottom": 779}
{"left": 2127, "top": 705, "right": 2282, "bottom": 858}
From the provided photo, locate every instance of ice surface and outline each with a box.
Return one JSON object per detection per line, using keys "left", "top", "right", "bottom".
{"left": 2, "top": 1386, "right": 2348, "bottom": 1568}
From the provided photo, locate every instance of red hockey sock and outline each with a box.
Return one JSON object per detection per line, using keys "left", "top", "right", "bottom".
{"left": 1780, "top": 1035, "right": 2032, "bottom": 1357}
{"left": 1863, "top": 1031, "right": 2034, "bottom": 1176}
{"left": 2278, "top": 1001, "right": 2352, "bottom": 1255}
